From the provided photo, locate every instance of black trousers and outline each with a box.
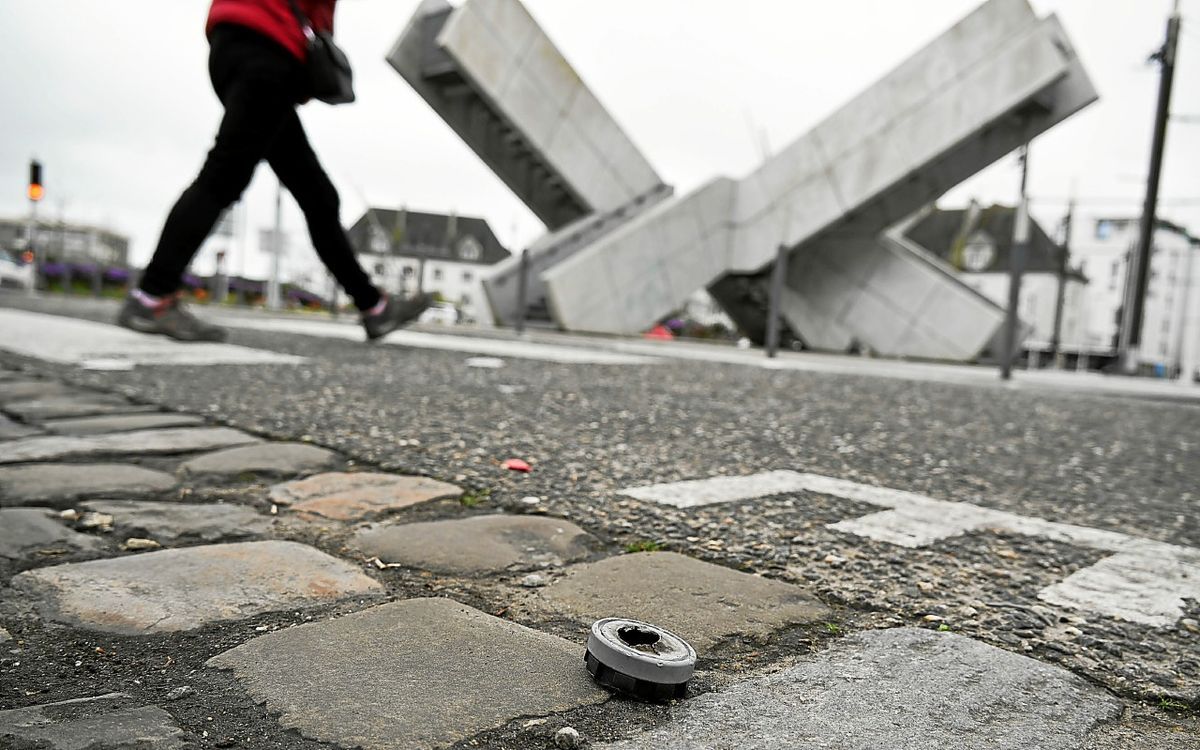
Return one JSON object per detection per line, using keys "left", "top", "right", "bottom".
{"left": 139, "top": 24, "right": 380, "bottom": 311}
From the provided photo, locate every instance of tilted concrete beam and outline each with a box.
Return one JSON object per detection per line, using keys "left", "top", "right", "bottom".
{"left": 392, "top": 0, "right": 1098, "bottom": 361}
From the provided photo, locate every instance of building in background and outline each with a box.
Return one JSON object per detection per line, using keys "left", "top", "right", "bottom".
{"left": 1072, "top": 216, "right": 1200, "bottom": 379}
{"left": 0, "top": 217, "right": 129, "bottom": 267}
{"left": 346, "top": 208, "right": 510, "bottom": 323}
{"left": 905, "top": 204, "right": 1089, "bottom": 366}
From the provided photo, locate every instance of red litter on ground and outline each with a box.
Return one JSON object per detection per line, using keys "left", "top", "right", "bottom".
{"left": 502, "top": 458, "right": 532, "bottom": 473}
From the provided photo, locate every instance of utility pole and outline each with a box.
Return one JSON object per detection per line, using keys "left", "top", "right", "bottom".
{"left": 764, "top": 244, "right": 789, "bottom": 358}
{"left": 267, "top": 180, "right": 284, "bottom": 310}
{"left": 1001, "top": 145, "right": 1031, "bottom": 381}
{"left": 26, "top": 160, "right": 43, "bottom": 294}
{"left": 1119, "top": 0, "right": 1182, "bottom": 373}
{"left": 1049, "top": 198, "right": 1074, "bottom": 367}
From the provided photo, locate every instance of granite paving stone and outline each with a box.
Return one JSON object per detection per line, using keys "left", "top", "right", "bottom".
{"left": 0, "top": 464, "right": 178, "bottom": 506}
{"left": 80, "top": 500, "right": 273, "bottom": 543}
{"left": 0, "top": 692, "right": 185, "bottom": 749}
{"left": 41, "top": 412, "right": 206, "bottom": 436}
{"left": 0, "top": 507, "right": 104, "bottom": 559}
{"left": 207, "top": 598, "right": 607, "bottom": 750}
{"left": 596, "top": 628, "right": 1124, "bottom": 750}
{"left": 354, "top": 514, "right": 600, "bottom": 574}
{"left": 0, "top": 413, "right": 42, "bottom": 440}
{"left": 0, "top": 379, "right": 77, "bottom": 403}
{"left": 534, "top": 552, "right": 830, "bottom": 649}
{"left": 0, "top": 427, "right": 260, "bottom": 465}
{"left": 177, "top": 442, "right": 337, "bottom": 480}
{"left": 272, "top": 471, "right": 462, "bottom": 520}
{"left": 3, "top": 394, "right": 158, "bottom": 421}
{"left": 12, "top": 540, "right": 382, "bottom": 634}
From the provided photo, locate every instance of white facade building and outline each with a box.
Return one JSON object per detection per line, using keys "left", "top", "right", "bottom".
{"left": 1072, "top": 217, "right": 1200, "bottom": 378}
{"left": 347, "top": 208, "right": 510, "bottom": 324}
{"left": 904, "top": 205, "right": 1090, "bottom": 363}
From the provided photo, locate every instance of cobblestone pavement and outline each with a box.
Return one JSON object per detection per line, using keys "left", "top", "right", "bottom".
{"left": 1, "top": 298, "right": 1198, "bottom": 748}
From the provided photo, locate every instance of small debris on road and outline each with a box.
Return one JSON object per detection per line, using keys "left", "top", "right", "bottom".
{"left": 164, "top": 686, "right": 192, "bottom": 701}
{"left": 502, "top": 458, "right": 532, "bottom": 473}
{"left": 520, "top": 573, "right": 548, "bottom": 588}
{"left": 122, "top": 538, "right": 161, "bottom": 551}
{"left": 554, "top": 726, "right": 582, "bottom": 748}
{"left": 77, "top": 512, "right": 113, "bottom": 530}
{"left": 465, "top": 357, "right": 505, "bottom": 369}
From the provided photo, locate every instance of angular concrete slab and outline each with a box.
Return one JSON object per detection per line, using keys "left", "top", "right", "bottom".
{"left": 597, "top": 628, "right": 1123, "bottom": 750}
{"left": 537, "top": 552, "right": 829, "bottom": 649}
{"left": 0, "top": 379, "right": 77, "bottom": 403}
{"left": 0, "top": 693, "right": 185, "bottom": 750}
{"left": 42, "top": 412, "right": 206, "bottom": 436}
{"left": 3, "top": 395, "right": 158, "bottom": 421}
{"left": 271, "top": 472, "right": 461, "bottom": 521}
{"left": 208, "top": 598, "right": 607, "bottom": 750}
{"left": 0, "top": 464, "right": 178, "bottom": 506}
{"left": 0, "top": 427, "right": 260, "bottom": 465}
{"left": 177, "top": 442, "right": 337, "bottom": 480}
{"left": 80, "top": 500, "right": 273, "bottom": 544}
{"left": 0, "top": 414, "right": 41, "bottom": 440}
{"left": 12, "top": 540, "right": 382, "bottom": 634}
{"left": 354, "top": 514, "right": 599, "bottom": 574}
{"left": 0, "top": 508, "right": 104, "bottom": 560}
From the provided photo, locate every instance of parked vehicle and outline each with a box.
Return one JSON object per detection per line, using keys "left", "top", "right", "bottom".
{"left": 0, "top": 250, "right": 35, "bottom": 290}
{"left": 418, "top": 301, "right": 459, "bottom": 325}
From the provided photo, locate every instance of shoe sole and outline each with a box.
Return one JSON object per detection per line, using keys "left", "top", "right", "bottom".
{"left": 117, "top": 313, "right": 227, "bottom": 343}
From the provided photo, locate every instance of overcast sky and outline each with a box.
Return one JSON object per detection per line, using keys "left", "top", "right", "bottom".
{"left": 2, "top": 0, "right": 1197, "bottom": 279}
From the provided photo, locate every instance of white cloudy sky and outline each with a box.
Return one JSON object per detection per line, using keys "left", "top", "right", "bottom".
{"left": 2, "top": 0, "right": 1197, "bottom": 279}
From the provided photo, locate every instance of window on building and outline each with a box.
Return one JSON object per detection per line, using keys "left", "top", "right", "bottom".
{"left": 462, "top": 270, "right": 473, "bottom": 282}
{"left": 402, "top": 266, "right": 414, "bottom": 279}
{"left": 433, "top": 268, "right": 443, "bottom": 281}
{"left": 374, "top": 262, "right": 385, "bottom": 275}
{"left": 1096, "top": 221, "right": 1114, "bottom": 240}
{"left": 461, "top": 293, "right": 472, "bottom": 306}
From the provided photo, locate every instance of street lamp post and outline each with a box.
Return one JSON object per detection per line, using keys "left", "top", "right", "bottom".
{"left": 1001, "top": 145, "right": 1031, "bottom": 381}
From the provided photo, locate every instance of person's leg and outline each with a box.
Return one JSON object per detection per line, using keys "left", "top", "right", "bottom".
{"left": 138, "top": 29, "right": 300, "bottom": 298}
{"left": 264, "top": 114, "right": 381, "bottom": 311}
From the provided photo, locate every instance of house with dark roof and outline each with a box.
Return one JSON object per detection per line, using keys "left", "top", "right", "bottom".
{"left": 346, "top": 208, "right": 510, "bottom": 323}
{"left": 904, "top": 204, "right": 1090, "bottom": 362}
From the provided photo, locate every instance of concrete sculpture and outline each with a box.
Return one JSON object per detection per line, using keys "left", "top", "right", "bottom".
{"left": 391, "top": 0, "right": 1098, "bottom": 360}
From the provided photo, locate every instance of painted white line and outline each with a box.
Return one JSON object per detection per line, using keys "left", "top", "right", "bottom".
{"left": 621, "top": 469, "right": 1200, "bottom": 625}
{"left": 216, "top": 316, "right": 659, "bottom": 366}
{"left": 0, "top": 310, "right": 305, "bottom": 368}
{"left": 620, "top": 470, "right": 813, "bottom": 508}
{"left": 827, "top": 506, "right": 989, "bottom": 549}
{"left": 1038, "top": 552, "right": 1200, "bottom": 627}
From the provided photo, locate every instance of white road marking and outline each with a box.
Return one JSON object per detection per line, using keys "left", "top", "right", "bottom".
{"left": 621, "top": 470, "right": 1200, "bottom": 625}
{"left": 216, "top": 316, "right": 659, "bottom": 366}
{"left": 827, "top": 506, "right": 989, "bottom": 548}
{"left": 1039, "top": 553, "right": 1200, "bottom": 627}
{"left": 620, "top": 470, "right": 814, "bottom": 508}
{"left": 0, "top": 310, "right": 304, "bottom": 368}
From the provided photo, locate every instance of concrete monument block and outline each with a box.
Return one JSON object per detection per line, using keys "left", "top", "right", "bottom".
{"left": 393, "top": 0, "right": 1097, "bottom": 361}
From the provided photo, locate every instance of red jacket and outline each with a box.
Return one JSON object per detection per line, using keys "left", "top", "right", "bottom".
{"left": 207, "top": 0, "right": 336, "bottom": 61}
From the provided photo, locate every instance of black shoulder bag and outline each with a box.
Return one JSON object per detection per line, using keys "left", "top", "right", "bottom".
{"left": 286, "top": 0, "right": 355, "bottom": 105}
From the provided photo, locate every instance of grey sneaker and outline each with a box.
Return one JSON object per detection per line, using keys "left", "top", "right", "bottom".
{"left": 362, "top": 293, "right": 434, "bottom": 342}
{"left": 117, "top": 294, "right": 228, "bottom": 342}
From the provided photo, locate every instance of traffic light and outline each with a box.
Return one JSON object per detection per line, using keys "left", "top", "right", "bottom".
{"left": 28, "top": 160, "right": 43, "bottom": 202}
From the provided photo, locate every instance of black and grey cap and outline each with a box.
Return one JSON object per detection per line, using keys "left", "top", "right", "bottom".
{"left": 584, "top": 618, "right": 697, "bottom": 702}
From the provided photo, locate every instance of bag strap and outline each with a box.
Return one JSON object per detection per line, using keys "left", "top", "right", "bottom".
{"left": 285, "top": 0, "right": 317, "bottom": 40}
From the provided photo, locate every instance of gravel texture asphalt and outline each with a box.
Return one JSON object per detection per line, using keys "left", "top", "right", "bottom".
{"left": 1, "top": 294, "right": 1198, "bottom": 748}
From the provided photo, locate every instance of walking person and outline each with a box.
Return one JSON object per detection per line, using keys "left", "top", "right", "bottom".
{"left": 119, "top": 0, "right": 430, "bottom": 342}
